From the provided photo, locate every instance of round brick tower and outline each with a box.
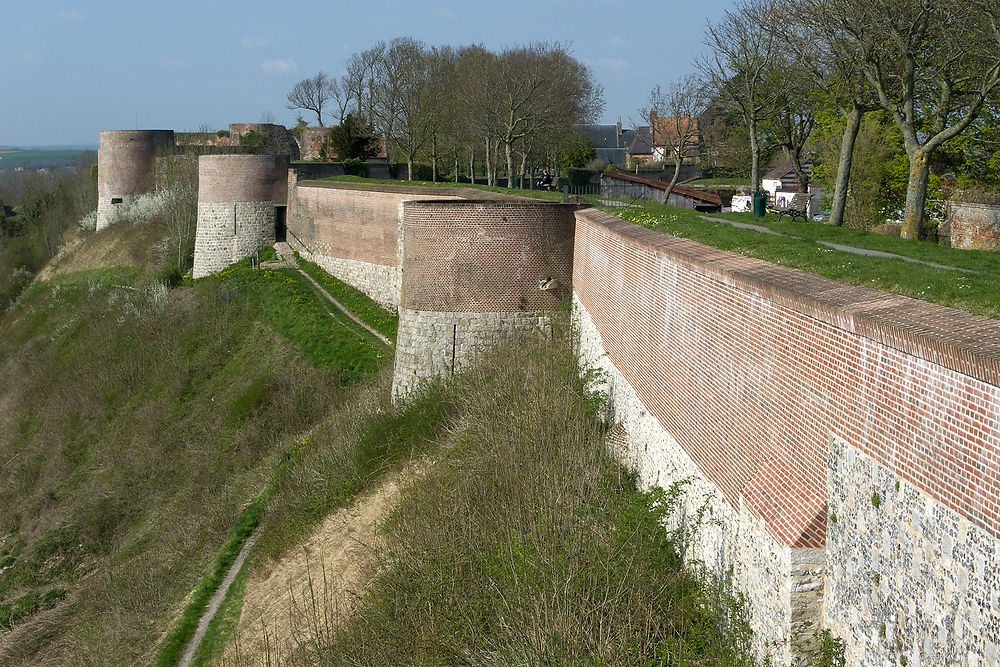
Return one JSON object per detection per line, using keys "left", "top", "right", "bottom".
{"left": 192, "top": 154, "right": 289, "bottom": 278}
{"left": 392, "top": 200, "right": 578, "bottom": 400}
{"left": 96, "top": 130, "right": 174, "bottom": 230}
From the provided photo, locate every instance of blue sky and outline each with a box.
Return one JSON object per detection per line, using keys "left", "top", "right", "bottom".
{"left": 2, "top": 0, "right": 735, "bottom": 146}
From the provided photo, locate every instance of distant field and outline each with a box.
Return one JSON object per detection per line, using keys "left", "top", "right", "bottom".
{"left": 0, "top": 149, "right": 89, "bottom": 170}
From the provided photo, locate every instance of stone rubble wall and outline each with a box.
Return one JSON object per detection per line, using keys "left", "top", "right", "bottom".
{"left": 573, "top": 294, "right": 817, "bottom": 665}
{"left": 826, "top": 437, "right": 1000, "bottom": 666}
{"left": 947, "top": 201, "right": 1000, "bottom": 251}
{"left": 293, "top": 249, "right": 399, "bottom": 312}
{"left": 391, "top": 308, "right": 551, "bottom": 400}
{"left": 192, "top": 201, "right": 275, "bottom": 278}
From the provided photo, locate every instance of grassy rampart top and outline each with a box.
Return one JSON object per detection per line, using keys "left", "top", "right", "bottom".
{"left": 304, "top": 175, "right": 564, "bottom": 202}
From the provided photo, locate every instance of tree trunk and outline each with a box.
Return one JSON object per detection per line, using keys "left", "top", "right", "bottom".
{"left": 901, "top": 150, "right": 930, "bottom": 239}
{"left": 518, "top": 153, "right": 528, "bottom": 190}
{"left": 749, "top": 117, "right": 761, "bottom": 193}
{"left": 454, "top": 149, "right": 459, "bottom": 184}
{"left": 788, "top": 146, "right": 809, "bottom": 194}
{"left": 431, "top": 133, "right": 438, "bottom": 183}
{"left": 485, "top": 138, "right": 492, "bottom": 186}
{"left": 829, "top": 106, "right": 862, "bottom": 227}
{"left": 468, "top": 150, "right": 474, "bottom": 183}
{"left": 505, "top": 141, "right": 514, "bottom": 189}
{"left": 663, "top": 153, "right": 682, "bottom": 202}
{"left": 407, "top": 158, "right": 413, "bottom": 181}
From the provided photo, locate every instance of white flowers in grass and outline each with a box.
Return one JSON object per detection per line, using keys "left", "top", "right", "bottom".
{"left": 111, "top": 190, "right": 173, "bottom": 226}
{"left": 78, "top": 210, "right": 97, "bottom": 231}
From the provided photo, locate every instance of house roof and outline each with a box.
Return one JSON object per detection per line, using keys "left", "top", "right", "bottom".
{"left": 628, "top": 127, "right": 653, "bottom": 156}
{"left": 576, "top": 124, "right": 635, "bottom": 150}
{"left": 652, "top": 116, "right": 699, "bottom": 146}
{"left": 604, "top": 171, "right": 723, "bottom": 206}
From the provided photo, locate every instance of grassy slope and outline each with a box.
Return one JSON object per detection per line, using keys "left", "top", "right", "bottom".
{"left": 0, "top": 216, "right": 394, "bottom": 663}
{"left": 602, "top": 199, "right": 1000, "bottom": 319}
{"left": 232, "top": 332, "right": 756, "bottom": 666}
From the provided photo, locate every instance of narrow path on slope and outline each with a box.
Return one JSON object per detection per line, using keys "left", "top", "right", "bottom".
{"left": 696, "top": 214, "right": 977, "bottom": 273}
{"left": 178, "top": 529, "right": 261, "bottom": 667}
{"left": 221, "top": 458, "right": 429, "bottom": 665}
{"left": 274, "top": 243, "right": 393, "bottom": 347}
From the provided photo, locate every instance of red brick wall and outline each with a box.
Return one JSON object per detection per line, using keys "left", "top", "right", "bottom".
{"left": 573, "top": 208, "right": 1000, "bottom": 548}
{"left": 98, "top": 130, "right": 174, "bottom": 198}
{"left": 198, "top": 155, "right": 288, "bottom": 204}
{"left": 402, "top": 201, "right": 577, "bottom": 312}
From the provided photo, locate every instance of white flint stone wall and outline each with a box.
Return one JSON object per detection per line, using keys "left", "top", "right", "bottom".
{"left": 825, "top": 436, "right": 1000, "bottom": 667}
{"left": 572, "top": 294, "right": 823, "bottom": 666}
{"left": 391, "top": 308, "right": 551, "bottom": 400}
{"left": 193, "top": 201, "right": 274, "bottom": 278}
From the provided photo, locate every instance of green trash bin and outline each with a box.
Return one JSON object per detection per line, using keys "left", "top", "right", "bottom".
{"left": 512, "top": 175, "right": 522, "bottom": 189}
{"left": 752, "top": 190, "right": 768, "bottom": 218}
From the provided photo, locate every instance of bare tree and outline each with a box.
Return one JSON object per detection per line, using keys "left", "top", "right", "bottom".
{"left": 699, "top": 0, "right": 783, "bottom": 193}
{"left": 343, "top": 43, "right": 385, "bottom": 125}
{"left": 462, "top": 43, "right": 603, "bottom": 187}
{"left": 640, "top": 75, "right": 707, "bottom": 201}
{"left": 804, "top": 0, "right": 1000, "bottom": 238}
{"left": 286, "top": 72, "right": 337, "bottom": 127}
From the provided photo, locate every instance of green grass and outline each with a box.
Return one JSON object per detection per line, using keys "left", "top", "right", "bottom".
{"left": 0, "top": 148, "right": 88, "bottom": 170}
{"left": 319, "top": 174, "right": 565, "bottom": 201}
{"left": 274, "top": 331, "right": 755, "bottom": 665}
{"left": 200, "top": 259, "right": 390, "bottom": 381}
{"left": 152, "top": 497, "right": 264, "bottom": 667}
{"left": 601, "top": 198, "right": 1000, "bottom": 319}
{"left": 294, "top": 253, "right": 399, "bottom": 343}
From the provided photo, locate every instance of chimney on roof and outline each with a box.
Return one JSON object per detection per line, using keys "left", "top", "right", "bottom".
{"left": 616, "top": 117, "right": 622, "bottom": 148}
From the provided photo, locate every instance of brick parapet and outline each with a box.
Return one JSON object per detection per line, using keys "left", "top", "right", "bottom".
{"left": 400, "top": 200, "right": 577, "bottom": 312}
{"left": 573, "top": 207, "right": 1000, "bottom": 547}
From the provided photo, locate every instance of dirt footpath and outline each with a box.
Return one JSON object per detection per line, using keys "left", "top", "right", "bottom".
{"left": 222, "top": 459, "right": 427, "bottom": 665}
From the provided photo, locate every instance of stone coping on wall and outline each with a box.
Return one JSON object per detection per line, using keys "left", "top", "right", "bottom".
{"left": 577, "top": 207, "right": 1000, "bottom": 388}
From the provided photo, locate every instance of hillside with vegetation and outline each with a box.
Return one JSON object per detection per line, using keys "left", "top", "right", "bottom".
{"left": 0, "top": 169, "right": 779, "bottom": 665}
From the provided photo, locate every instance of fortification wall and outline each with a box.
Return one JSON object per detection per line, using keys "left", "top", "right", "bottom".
{"left": 571, "top": 207, "right": 1000, "bottom": 665}
{"left": 192, "top": 154, "right": 288, "bottom": 278}
{"left": 392, "top": 200, "right": 576, "bottom": 400}
{"left": 947, "top": 201, "right": 1000, "bottom": 251}
{"left": 285, "top": 181, "right": 521, "bottom": 311}
{"left": 96, "top": 130, "right": 174, "bottom": 230}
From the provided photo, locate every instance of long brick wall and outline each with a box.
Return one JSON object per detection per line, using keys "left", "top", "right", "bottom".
{"left": 572, "top": 207, "right": 1000, "bottom": 665}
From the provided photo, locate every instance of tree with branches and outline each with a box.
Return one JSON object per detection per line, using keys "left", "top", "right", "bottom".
{"left": 640, "top": 75, "right": 707, "bottom": 201}
{"left": 699, "top": 0, "right": 783, "bottom": 194}
{"left": 286, "top": 72, "right": 337, "bottom": 127}
{"left": 800, "top": 0, "right": 1000, "bottom": 238}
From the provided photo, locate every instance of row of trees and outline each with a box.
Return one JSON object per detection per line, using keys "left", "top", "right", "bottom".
{"left": 287, "top": 39, "right": 604, "bottom": 183}
{"left": 650, "top": 0, "right": 1000, "bottom": 238}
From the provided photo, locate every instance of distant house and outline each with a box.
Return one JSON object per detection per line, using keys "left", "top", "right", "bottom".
{"left": 577, "top": 120, "right": 635, "bottom": 166}
{"left": 627, "top": 126, "right": 653, "bottom": 165}
{"left": 651, "top": 116, "right": 701, "bottom": 165}
{"left": 761, "top": 159, "right": 825, "bottom": 218}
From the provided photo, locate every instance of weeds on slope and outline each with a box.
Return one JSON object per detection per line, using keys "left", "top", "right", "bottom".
{"left": 263, "top": 325, "right": 755, "bottom": 665}
{"left": 0, "top": 254, "right": 394, "bottom": 663}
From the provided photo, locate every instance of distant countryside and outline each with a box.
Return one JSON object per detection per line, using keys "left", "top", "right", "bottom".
{"left": 0, "top": 148, "right": 91, "bottom": 171}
